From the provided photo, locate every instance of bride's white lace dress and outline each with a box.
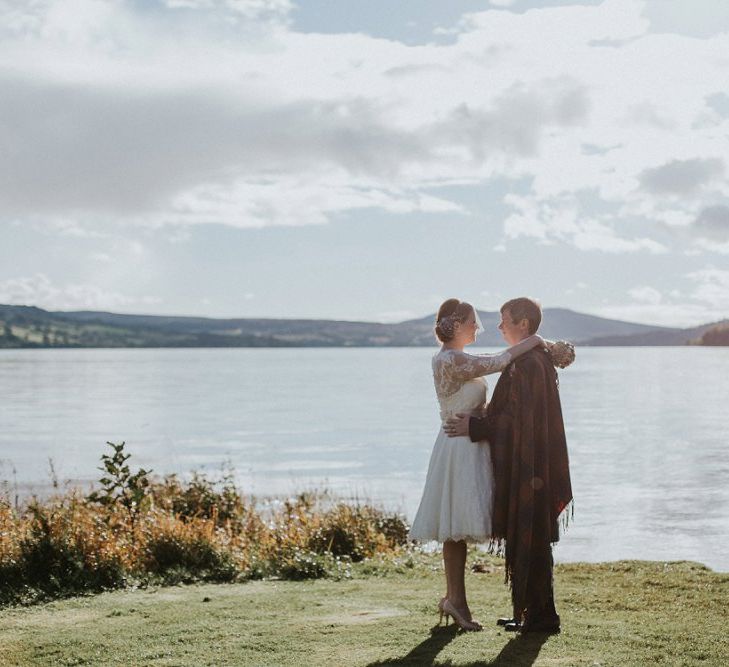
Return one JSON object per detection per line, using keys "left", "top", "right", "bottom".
{"left": 409, "top": 347, "right": 512, "bottom": 543}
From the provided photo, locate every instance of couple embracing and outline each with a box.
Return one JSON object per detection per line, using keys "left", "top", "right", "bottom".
{"left": 409, "top": 297, "right": 575, "bottom": 634}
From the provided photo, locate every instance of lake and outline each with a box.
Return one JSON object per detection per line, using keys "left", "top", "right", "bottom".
{"left": 1, "top": 347, "right": 727, "bottom": 571}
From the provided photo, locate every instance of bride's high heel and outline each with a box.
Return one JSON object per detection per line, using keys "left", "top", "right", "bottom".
{"left": 437, "top": 597, "right": 450, "bottom": 626}
{"left": 440, "top": 599, "right": 482, "bottom": 632}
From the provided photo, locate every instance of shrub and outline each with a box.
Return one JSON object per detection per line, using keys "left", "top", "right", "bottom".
{"left": 10, "top": 500, "right": 127, "bottom": 603}
{"left": 141, "top": 512, "right": 238, "bottom": 583}
{"left": 87, "top": 441, "right": 152, "bottom": 532}
{"left": 374, "top": 513, "right": 410, "bottom": 549}
{"left": 274, "top": 546, "right": 331, "bottom": 580}
{"left": 307, "top": 504, "right": 409, "bottom": 562}
{"left": 150, "top": 471, "right": 245, "bottom": 527}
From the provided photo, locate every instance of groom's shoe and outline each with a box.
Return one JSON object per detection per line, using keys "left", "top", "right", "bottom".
{"left": 520, "top": 615, "right": 561, "bottom": 634}
{"left": 503, "top": 621, "right": 521, "bottom": 632}
{"left": 496, "top": 617, "right": 516, "bottom": 626}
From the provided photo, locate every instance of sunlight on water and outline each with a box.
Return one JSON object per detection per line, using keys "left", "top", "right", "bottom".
{"left": 1, "top": 347, "right": 728, "bottom": 570}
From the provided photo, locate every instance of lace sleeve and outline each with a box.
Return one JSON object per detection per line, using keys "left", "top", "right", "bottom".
{"left": 448, "top": 349, "right": 512, "bottom": 380}
{"left": 433, "top": 349, "right": 512, "bottom": 398}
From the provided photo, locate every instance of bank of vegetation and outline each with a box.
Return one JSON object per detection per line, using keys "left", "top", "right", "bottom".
{"left": 0, "top": 442, "right": 409, "bottom": 607}
{"left": 690, "top": 322, "right": 729, "bottom": 345}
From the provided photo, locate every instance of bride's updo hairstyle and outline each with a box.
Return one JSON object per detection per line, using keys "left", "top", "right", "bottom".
{"left": 435, "top": 298, "right": 475, "bottom": 343}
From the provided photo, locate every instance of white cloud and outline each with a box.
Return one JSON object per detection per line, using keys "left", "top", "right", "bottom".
{"left": 0, "top": 0, "right": 727, "bottom": 253}
{"left": 0, "top": 273, "right": 161, "bottom": 311}
{"left": 594, "top": 267, "right": 729, "bottom": 326}
{"left": 571, "top": 220, "right": 667, "bottom": 254}
{"left": 628, "top": 286, "right": 662, "bottom": 305}
{"left": 642, "top": 0, "right": 729, "bottom": 38}
{"left": 502, "top": 193, "right": 667, "bottom": 253}
{"left": 693, "top": 238, "right": 729, "bottom": 255}
{"left": 157, "top": 172, "right": 466, "bottom": 228}
{"left": 687, "top": 268, "right": 729, "bottom": 311}
{"left": 593, "top": 302, "right": 721, "bottom": 328}
{"left": 163, "top": 0, "right": 293, "bottom": 21}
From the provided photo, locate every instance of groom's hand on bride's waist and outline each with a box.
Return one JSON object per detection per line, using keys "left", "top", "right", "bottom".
{"left": 444, "top": 413, "right": 470, "bottom": 438}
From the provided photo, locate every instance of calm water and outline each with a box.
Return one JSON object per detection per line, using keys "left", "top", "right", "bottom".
{"left": 1, "top": 347, "right": 728, "bottom": 571}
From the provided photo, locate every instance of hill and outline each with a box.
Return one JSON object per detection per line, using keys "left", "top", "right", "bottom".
{"left": 0, "top": 303, "right": 726, "bottom": 348}
{"left": 689, "top": 321, "right": 729, "bottom": 346}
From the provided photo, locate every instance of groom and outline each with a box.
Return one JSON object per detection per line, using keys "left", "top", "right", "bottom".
{"left": 444, "top": 297, "right": 573, "bottom": 634}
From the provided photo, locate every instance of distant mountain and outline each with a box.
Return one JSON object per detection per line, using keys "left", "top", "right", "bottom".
{"left": 0, "top": 303, "right": 726, "bottom": 348}
{"left": 581, "top": 319, "right": 729, "bottom": 346}
{"left": 369, "top": 307, "right": 673, "bottom": 346}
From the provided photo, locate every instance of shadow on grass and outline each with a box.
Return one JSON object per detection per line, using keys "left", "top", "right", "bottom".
{"left": 367, "top": 624, "right": 458, "bottom": 666}
{"left": 463, "top": 633, "right": 550, "bottom": 667}
{"left": 368, "top": 628, "right": 549, "bottom": 667}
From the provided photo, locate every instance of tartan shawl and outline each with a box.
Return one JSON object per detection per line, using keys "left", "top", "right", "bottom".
{"left": 478, "top": 347, "right": 573, "bottom": 613}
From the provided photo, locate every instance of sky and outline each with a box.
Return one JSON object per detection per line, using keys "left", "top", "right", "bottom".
{"left": 1, "top": 0, "right": 729, "bottom": 327}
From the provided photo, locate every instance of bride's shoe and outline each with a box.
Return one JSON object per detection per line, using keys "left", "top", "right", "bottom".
{"left": 437, "top": 597, "right": 450, "bottom": 626}
{"left": 441, "top": 599, "right": 482, "bottom": 632}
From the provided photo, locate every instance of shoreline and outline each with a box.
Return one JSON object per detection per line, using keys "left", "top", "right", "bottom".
{"left": 3, "top": 478, "right": 725, "bottom": 575}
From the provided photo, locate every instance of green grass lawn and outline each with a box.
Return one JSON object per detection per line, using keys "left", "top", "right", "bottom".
{"left": 1, "top": 556, "right": 727, "bottom": 666}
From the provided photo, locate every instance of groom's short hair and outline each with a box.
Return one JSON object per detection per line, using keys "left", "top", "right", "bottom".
{"left": 501, "top": 297, "right": 542, "bottom": 335}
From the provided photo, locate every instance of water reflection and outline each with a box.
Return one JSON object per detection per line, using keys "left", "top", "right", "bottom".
{"left": 0, "top": 347, "right": 727, "bottom": 571}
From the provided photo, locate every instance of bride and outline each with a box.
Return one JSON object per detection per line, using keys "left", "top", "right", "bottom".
{"left": 408, "top": 298, "right": 546, "bottom": 631}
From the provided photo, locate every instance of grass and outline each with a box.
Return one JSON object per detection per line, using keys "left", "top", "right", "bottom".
{"left": 0, "top": 553, "right": 727, "bottom": 666}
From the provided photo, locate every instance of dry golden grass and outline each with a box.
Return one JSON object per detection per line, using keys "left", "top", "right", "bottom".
{"left": 0, "top": 476, "right": 409, "bottom": 607}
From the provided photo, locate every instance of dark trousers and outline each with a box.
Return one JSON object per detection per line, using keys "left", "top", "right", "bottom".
{"left": 513, "top": 541, "right": 559, "bottom": 625}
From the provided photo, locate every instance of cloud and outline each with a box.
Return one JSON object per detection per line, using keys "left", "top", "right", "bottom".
{"left": 0, "top": 79, "right": 433, "bottom": 218}
{"left": 641, "top": 0, "right": 729, "bottom": 38}
{"left": 163, "top": 0, "right": 293, "bottom": 22}
{"left": 160, "top": 172, "right": 465, "bottom": 228}
{"left": 705, "top": 93, "right": 729, "bottom": 118}
{"left": 624, "top": 102, "right": 675, "bottom": 130}
{"left": 2, "top": 0, "right": 293, "bottom": 39}
{"left": 0, "top": 0, "right": 728, "bottom": 246}
{"left": 593, "top": 302, "right": 720, "bottom": 328}
{"left": 0, "top": 273, "right": 161, "bottom": 311}
{"left": 693, "top": 205, "right": 729, "bottom": 240}
{"left": 692, "top": 238, "right": 729, "bottom": 255}
{"left": 384, "top": 63, "right": 450, "bottom": 78}
{"left": 570, "top": 220, "right": 666, "bottom": 254}
{"left": 0, "top": 72, "right": 582, "bottom": 226}
{"left": 628, "top": 286, "right": 662, "bottom": 305}
{"left": 687, "top": 267, "right": 729, "bottom": 310}
{"left": 502, "top": 193, "right": 667, "bottom": 254}
{"left": 638, "top": 158, "right": 725, "bottom": 196}
{"left": 433, "top": 79, "right": 589, "bottom": 161}
{"left": 593, "top": 270, "right": 729, "bottom": 327}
